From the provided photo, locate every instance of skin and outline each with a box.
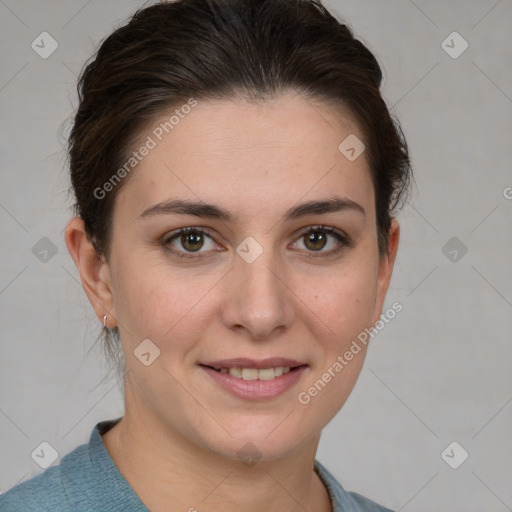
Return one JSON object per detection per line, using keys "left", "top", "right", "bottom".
{"left": 65, "top": 92, "right": 399, "bottom": 512}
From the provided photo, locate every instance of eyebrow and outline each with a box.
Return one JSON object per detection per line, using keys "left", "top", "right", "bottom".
{"left": 139, "top": 196, "right": 366, "bottom": 222}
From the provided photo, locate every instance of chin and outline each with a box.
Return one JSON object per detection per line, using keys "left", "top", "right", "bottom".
{"left": 194, "top": 416, "right": 317, "bottom": 465}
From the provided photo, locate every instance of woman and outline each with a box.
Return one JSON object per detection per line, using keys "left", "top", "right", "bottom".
{"left": 1, "top": 0, "right": 411, "bottom": 510}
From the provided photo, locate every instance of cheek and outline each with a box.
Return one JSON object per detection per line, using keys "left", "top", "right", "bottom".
{"left": 309, "top": 258, "right": 379, "bottom": 345}
{"left": 111, "top": 252, "right": 218, "bottom": 348}
{"left": 296, "top": 264, "right": 377, "bottom": 422}
{"left": 111, "top": 236, "right": 379, "bottom": 355}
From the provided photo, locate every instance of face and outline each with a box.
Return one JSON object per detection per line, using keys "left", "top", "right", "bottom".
{"left": 97, "top": 93, "right": 398, "bottom": 461}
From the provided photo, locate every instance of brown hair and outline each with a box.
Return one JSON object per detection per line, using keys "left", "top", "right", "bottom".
{"left": 67, "top": 0, "right": 412, "bottom": 385}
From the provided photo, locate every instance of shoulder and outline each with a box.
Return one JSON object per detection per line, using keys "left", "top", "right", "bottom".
{"left": 314, "top": 459, "right": 395, "bottom": 512}
{"left": 0, "top": 466, "right": 69, "bottom": 512}
{"left": 0, "top": 442, "right": 89, "bottom": 512}
{"left": 345, "top": 491, "right": 395, "bottom": 512}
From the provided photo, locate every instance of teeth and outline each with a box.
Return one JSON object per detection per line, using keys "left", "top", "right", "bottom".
{"left": 218, "top": 366, "right": 293, "bottom": 380}
{"left": 241, "top": 368, "right": 258, "bottom": 380}
{"left": 229, "top": 367, "right": 242, "bottom": 378}
{"left": 257, "top": 368, "right": 276, "bottom": 381}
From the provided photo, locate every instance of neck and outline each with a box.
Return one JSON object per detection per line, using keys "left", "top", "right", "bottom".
{"left": 101, "top": 394, "right": 332, "bottom": 512}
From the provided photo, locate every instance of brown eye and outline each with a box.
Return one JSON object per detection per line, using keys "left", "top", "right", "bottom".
{"left": 303, "top": 231, "right": 328, "bottom": 251}
{"left": 180, "top": 231, "right": 204, "bottom": 252}
{"left": 163, "top": 227, "right": 218, "bottom": 258}
{"left": 294, "top": 226, "right": 352, "bottom": 257}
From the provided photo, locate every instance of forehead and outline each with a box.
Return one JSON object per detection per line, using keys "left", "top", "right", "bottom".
{"left": 116, "top": 93, "right": 374, "bottom": 222}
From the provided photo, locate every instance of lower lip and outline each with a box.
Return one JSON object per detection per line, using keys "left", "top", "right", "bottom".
{"left": 199, "top": 365, "right": 308, "bottom": 400}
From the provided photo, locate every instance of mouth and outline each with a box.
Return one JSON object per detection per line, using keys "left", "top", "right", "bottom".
{"left": 199, "top": 364, "right": 307, "bottom": 381}
{"left": 200, "top": 357, "right": 307, "bottom": 380}
{"left": 198, "top": 358, "right": 309, "bottom": 399}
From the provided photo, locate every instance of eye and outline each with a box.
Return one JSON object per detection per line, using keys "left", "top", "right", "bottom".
{"left": 162, "top": 225, "right": 352, "bottom": 260}
{"left": 292, "top": 225, "right": 352, "bottom": 257}
{"left": 163, "top": 227, "right": 219, "bottom": 258}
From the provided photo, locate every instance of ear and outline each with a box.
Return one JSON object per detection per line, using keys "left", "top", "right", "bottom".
{"left": 371, "top": 219, "right": 400, "bottom": 325}
{"left": 64, "top": 217, "right": 116, "bottom": 328}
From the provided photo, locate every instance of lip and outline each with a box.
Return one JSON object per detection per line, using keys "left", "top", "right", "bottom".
{"left": 200, "top": 357, "right": 306, "bottom": 369}
{"left": 199, "top": 364, "right": 309, "bottom": 400}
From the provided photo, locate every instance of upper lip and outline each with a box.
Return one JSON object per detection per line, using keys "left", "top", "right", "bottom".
{"left": 200, "top": 358, "right": 307, "bottom": 369}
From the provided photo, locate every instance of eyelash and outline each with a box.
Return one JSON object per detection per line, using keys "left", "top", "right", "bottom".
{"left": 162, "top": 225, "right": 352, "bottom": 260}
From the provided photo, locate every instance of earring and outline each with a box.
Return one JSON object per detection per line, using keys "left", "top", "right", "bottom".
{"left": 103, "top": 314, "right": 109, "bottom": 327}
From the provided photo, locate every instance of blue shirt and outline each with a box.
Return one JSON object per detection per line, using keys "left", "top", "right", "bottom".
{"left": 0, "top": 418, "right": 394, "bottom": 511}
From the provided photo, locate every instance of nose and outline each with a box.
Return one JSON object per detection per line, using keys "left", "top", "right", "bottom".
{"left": 220, "top": 247, "right": 294, "bottom": 340}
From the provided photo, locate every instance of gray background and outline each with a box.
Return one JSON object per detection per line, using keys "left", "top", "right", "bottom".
{"left": 1, "top": 0, "right": 511, "bottom": 510}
